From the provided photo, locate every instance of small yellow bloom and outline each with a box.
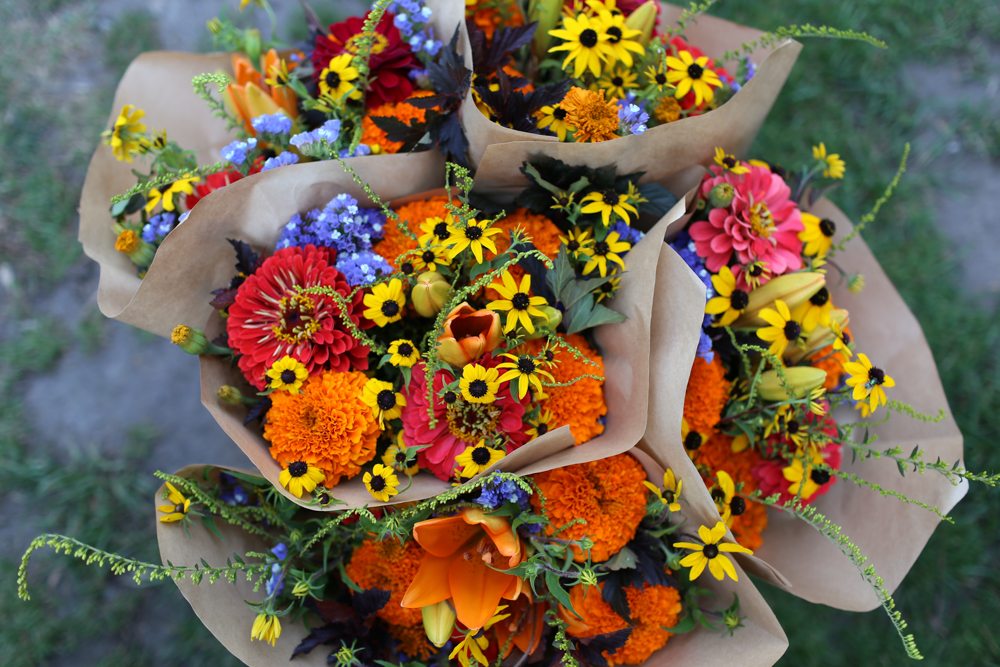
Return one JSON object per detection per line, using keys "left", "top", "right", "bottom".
{"left": 265, "top": 355, "right": 308, "bottom": 394}
{"left": 445, "top": 217, "right": 502, "bottom": 264}
{"left": 579, "top": 231, "right": 630, "bottom": 277}
{"left": 418, "top": 216, "right": 454, "bottom": 247}
{"left": 681, "top": 417, "right": 707, "bottom": 459}
{"left": 559, "top": 227, "right": 595, "bottom": 258}
{"left": 713, "top": 147, "right": 750, "bottom": 174}
{"left": 361, "top": 378, "right": 405, "bottom": 427}
{"left": 812, "top": 142, "right": 846, "bottom": 179}
{"left": 711, "top": 470, "right": 745, "bottom": 526}
{"left": 799, "top": 212, "right": 837, "bottom": 258}
{"left": 278, "top": 461, "right": 325, "bottom": 498}
{"left": 496, "top": 353, "right": 554, "bottom": 399}
{"left": 363, "top": 463, "right": 400, "bottom": 502}
{"left": 157, "top": 482, "right": 191, "bottom": 523}
{"left": 644, "top": 467, "right": 683, "bottom": 512}
{"left": 844, "top": 352, "right": 895, "bottom": 414}
{"left": 145, "top": 175, "right": 200, "bottom": 214}
{"left": 705, "top": 265, "right": 749, "bottom": 326}
{"left": 580, "top": 190, "right": 639, "bottom": 227}
{"left": 548, "top": 12, "right": 614, "bottom": 79}
{"left": 592, "top": 7, "right": 645, "bottom": 68}
{"left": 382, "top": 434, "right": 419, "bottom": 476}
{"left": 387, "top": 339, "right": 420, "bottom": 368}
{"left": 363, "top": 278, "right": 406, "bottom": 326}
{"left": 104, "top": 104, "right": 149, "bottom": 162}
{"left": 455, "top": 441, "right": 506, "bottom": 478}
{"left": 459, "top": 363, "right": 501, "bottom": 404}
{"left": 673, "top": 521, "right": 753, "bottom": 582}
{"left": 596, "top": 66, "right": 638, "bottom": 99}
{"left": 666, "top": 49, "right": 722, "bottom": 106}
{"left": 318, "top": 53, "right": 361, "bottom": 103}
{"left": 410, "top": 244, "right": 451, "bottom": 273}
{"left": 536, "top": 104, "right": 571, "bottom": 141}
{"left": 526, "top": 407, "right": 555, "bottom": 440}
{"left": 449, "top": 605, "right": 510, "bottom": 667}
{"left": 782, "top": 449, "right": 829, "bottom": 501}
{"left": 250, "top": 612, "right": 282, "bottom": 646}
{"left": 486, "top": 271, "right": 548, "bottom": 334}
{"left": 756, "top": 299, "right": 804, "bottom": 360}
{"left": 792, "top": 286, "right": 833, "bottom": 333}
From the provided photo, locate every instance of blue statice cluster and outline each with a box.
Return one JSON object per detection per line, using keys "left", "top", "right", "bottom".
{"left": 265, "top": 543, "right": 287, "bottom": 598}
{"left": 670, "top": 231, "right": 716, "bottom": 362}
{"left": 475, "top": 477, "right": 530, "bottom": 511}
{"left": 730, "top": 57, "right": 757, "bottom": 93}
{"left": 141, "top": 211, "right": 178, "bottom": 244}
{"left": 251, "top": 112, "right": 293, "bottom": 136}
{"left": 276, "top": 193, "right": 392, "bottom": 286}
{"left": 612, "top": 220, "right": 644, "bottom": 246}
{"left": 389, "top": 0, "right": 442, "bottom": 59}
{"left": 618, "top": 100, "right": 649, "bottom": 136}
{"left": 261, "top": 151, "right": 300, "bottom": 172}
{"left": 221, "top": 137, "right": 258, "bottom": 168}
{"left": 290, "top": 119, "right": 342, "bottom": 156}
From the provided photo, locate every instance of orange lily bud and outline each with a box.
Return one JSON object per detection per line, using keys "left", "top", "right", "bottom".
{"left": 436, "top": 303, "right": 502, "bottom": 367}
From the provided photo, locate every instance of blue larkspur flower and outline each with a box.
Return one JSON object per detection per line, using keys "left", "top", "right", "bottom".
{"left": 265, "top": 563, "right": 284, "bottom": 597}
{"left": 669, "top": 231, "right": 716, "bottom": 362}
{"left": 271, "top": 543, "right": 288, "bottom": 561}
{"left": 221, "top": 137, "right": 258, "bottom": 166}
{"left": 336, "top": 250, "right": 393, "bottom": 286}
{"left": 475, "top": 477, "right": 530, "bottom": 510}
{"left": 261, "top": 151, "right": 300, "bottom": 171}
{"left": 218, "top": 472, "right": 249, "bottom": 506}
{"left": 251, "top": 112, "right": 293, "bottom": 136}
{"left": 618, "top": 101, "right": 649, "bottom": 136}
{"left": 141, "top": 212, "right": 177, "bottom": 244}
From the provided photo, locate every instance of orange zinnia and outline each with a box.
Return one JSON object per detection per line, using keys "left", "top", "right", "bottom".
{"left": 401, "top": 508, "right": 524, "bottom": 630}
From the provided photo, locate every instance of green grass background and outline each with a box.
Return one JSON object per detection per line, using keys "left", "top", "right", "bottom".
{"left": 1, "top": 0, "right": 998, "bottom": 665}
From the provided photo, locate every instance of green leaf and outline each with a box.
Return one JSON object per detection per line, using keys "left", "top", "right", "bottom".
{"left": 545, "top": 571, "right": 575, "bottom": 612}
{"left": 603, "top": 547, "right": 637, "bottom": 571}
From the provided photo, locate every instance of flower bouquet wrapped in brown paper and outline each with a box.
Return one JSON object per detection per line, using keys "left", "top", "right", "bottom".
{"left": 640, "top": 144, "right": 996, "bottom": 659}
{"left": 80, "top": 0, "right": 470, "bottom": 336}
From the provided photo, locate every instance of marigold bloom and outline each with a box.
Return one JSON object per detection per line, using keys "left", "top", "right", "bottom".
{"left": 683, "top": 355, "right": 729, "bottom": 435}
{"left": 264, "top": 371, "right": 380, "bottom": 486}
{"left": 531, "top": 453, "right": 647, "bottom": 562}
{"left": 362, "top": 92, "right": 433, "bottom": 154}
{"left": 561, "top": 87, "right": 620, "bottom": 143}
{"left": 492, "top": 209, "right": 564, "bottom": 259}
{"left": 401, "top": 508, "right": 524, "bottom": 630}
{"left": 346, "top": 537, "right": 425, "bottom": 627}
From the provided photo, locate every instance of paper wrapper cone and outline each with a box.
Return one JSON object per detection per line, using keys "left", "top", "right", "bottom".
{"left": 197, "top": 191, "right": 702, "bottom": 509}
{"left": 643, "top": 198, "right": 967, "bottom": 611}
{"left": 157, "top": 461, "right": 787, "bottom": 667}
{"left": 79, "top": 52, "right": 233, "bottom": 333}
{"left": 462, "top": 4, "right": 801, "bottom": 197}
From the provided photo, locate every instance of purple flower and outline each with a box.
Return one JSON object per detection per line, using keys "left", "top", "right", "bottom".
{"left": 612, "top": 221, "right": 644, "bottom": 246}
{"left": 251, "top": 112, "right": 293, "bottom": 136}
{"left": 141, "top": 212, "right": 177, "bottom": 244}
{"left": 271, "top": 543, "right": 288, "bottom": 561}
{"left": 221, "top": 138, "right": 258, "bottom": 166}
{"left": 336, "top": 250, "right": 393, "bottom": 286}
{"left": 618, "top": 101, "right": 649, "bottom": 136}
{"left": 218, "top": 472, "right": 249, "bottom": 506}
{"left": 475, "top": 477, "right": 530, "bottom": 510}
{"left": 670, "top": 231, "right": 715, "bottom": 362}
{"left": 265, "top": 563, "right": 284, "bottom": 597}
{"left": 261, "top": 151, "right": 299, "bottom": 171}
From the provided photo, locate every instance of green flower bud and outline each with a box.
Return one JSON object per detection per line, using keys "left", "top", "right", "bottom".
{"left": 709, "top": 183, "right": 736, "bottom": 209}
{"left": 171, "top": 325, "right": 209, "bottom": 355}
{"left": 411, "top": 271, "right": 452, "bottom": 317}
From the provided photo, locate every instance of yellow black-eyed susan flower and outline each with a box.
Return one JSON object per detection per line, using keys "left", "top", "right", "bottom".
{"left": 418, "top": 216, "right": 455, "bottom": 247}
{"left": 157, "top": 482, "right": 191, "bottom": 523}
{"left": 363, "top": 463, "right": 400, "bottom": 502}
{"left": 580, "top": 190, "right": 639, "bottom": 227}
{"left": 145, "top": 175, "right": 200, "bottom": 214}
{"left": 666, "top": 50, "right": 722, "bottom": 106}
{"left": 265, "top": 355, "right": 308, "bottom": 393}
{"left": 782, "top": 449, "right": 829, "bottom": 501}
{"left": 580, "top": 231, "right": 630, "bottom": 277}
{"left": 705, "top": 265, "right": 749, "bottom": 326}
{"left": 548, "top": 12, "right": 613, "bottom": 78}
{"left": 486, "top": 271, "right": 548, "bottom": 334}
{"left": 103, "top": 104, "right": 149, "bottom": 162}
{"left": 250, "top": 612, "right": 282, "bottom": 646}
{"left": 644, "top": 467, "right": 683, "bottom": 513}
{"left": 382, "top": 434, "right": 419, "bottom": 476}
{"left": 597, "top": 66, "right": 638, "bottom": 99}
{"left": 387, "top": 339, "right": 420, "bottom": 368}
{"left": 673, "top": 521, "right": 753, "bottom": 582}
{"left": 792, "top": 286, "right": 833, "bottom": 332}
{"left": 812, "top": 143, "right": 846, "bottom": 179}
{"left": 756, "top": 299, "right": 805, "bottom": 359}
{"left": 713, "top": 147, "right": 750, "bottom": 175}
{"left": 361, "top": 378, "right": 406, "bottom": 426}
{"left": 279, "top": 461, "right": 325, "bottom": 498}
{"left": 799, "top": 212, "right": 837, "bottom": 258}
{"left": 710, "top": 470, "right": 746, "bottom": 526}
{"left": 526, "top": 407, "right": 555, "bottom": 440}
{"left": 681, "top": 418, "right": 707, "bottom": 459}
{"left": 559, "top": 227, "right": 595, "bottom": 258}
{"left": 455, "top": 440, "right": 506, "bottom": 477}
{"left": 496, "top": 353, "right": 555, "bottom": 399}
{"left": 594, "top": 274, "right": 621, "bottom": 303}
{"left": 318, "top": 53, "right": 361, "bottom": 103}
{"left": 459, "top": 363, "right": 500, "bottom": 404}
{"left": 536, "top": 104, "right": 571, "bottom": 141}
{"left": 410, "top": 244, "right": 451, "bottom": 273}
{"left": 844, "top": 352, "right": 895, "bottom": 414}
{"left": 363, "top": 278, "right": 406, "bottom": 327}
{"left": 644, "top": 63, "right": 671, "bottom": 91}
{"left": 445, "top": 217, "right": 502, "bottom": 264}
{"left": 742, "top": 261, "right": 771, "bottom": 290}
{"left": 593, "top": 8, "right": 645, "bottom": 68}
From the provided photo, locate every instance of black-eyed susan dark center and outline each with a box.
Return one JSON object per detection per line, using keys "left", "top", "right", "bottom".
{"left": 783, "top": 320, "right": 801, "bottom": 341}
{"left": 606, "top": 26, "right": 622, "bottom": 43}
{"left": 288, "top": 461, "right": 308, "bottom": 477}
{"left": 730, "top": 496, "right": 746, "bottom": 516}
{"left": 381, "top": 300, "right": 400, "bottom": 318}
{"left": 810, "top": 469, "right": 831, "bottom": 485}
{"left": 434, "top": 222, "right": 450, "bottom": 240}
{"left": 703, "top": 543, "right": 719, "bottom": 559}
{"left": 516, "top": 356, "right": 536, "bottom": 374}
{"left": 468, "top": 380, "right": 489, "bottom": 398}
{"left": 580, "top": 28, "right": 599, "bottom": 47}
{"left": 400, "top": 261, "right": 415, "bottom": 274}
{"left": 868, "top": 367, "right": 886, "bottom": 385}
{"left": 280, "top": 369, "right": 297, "bottom": 384}
{"left": 369, "top": 475, "right": 387, "bottom": 491}
{"left": 511, "top": 292, "right": 531, "bottom": 310}
{"left": 465, "top": 225, "right": 483, "bottom": 240}
{"left": 819, "top": 218, "right": 837, "bottom": 237}
{"left": 810, "top": 287, "right": 830, "bottom": 306}
{"left": 730, "top": 289, "right": 749, "bottom": 310}
{"left": 471, "top": 446, "right": 492, "bottom": 465}
{"left": 377, "top": 389, "right": 397, "bottom": 410}
{"left": 325, "top": 70, "right": 341, "bottom": 89}
{"left": 397, "top": 342, "right": 414, "bottom": 357}
{"left": 421, "top": 250, "right": 436, "bottom": 263}
{"left": 684, "top": 432, "right": 702, "bottom": 451}
{"left": 687, "top": 62, "right": 704, "bottom": 79}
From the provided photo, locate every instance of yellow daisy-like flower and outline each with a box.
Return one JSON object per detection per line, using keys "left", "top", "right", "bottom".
{"left": 593, "top": 7, "right": 645, "bottom": 68}
{"left": 278, "top": 460, "right": 326, "bottom": 498}
{"left": 497, "top": 353, "right": 555, "bottom": 399}
{"left": 711, "top": 470, "right": 745, "bottom": 527}
{"left": 361, "top": 378, "right": 406, "bottom": 427}
{"left": 318, "top": 53, "right": 362, "bottom": 103}
{"left": 157, "top": 482, "right": 191, "bottom": 523}
{"left": 536, "top": 104, "right": 571, "bottom": 141}
{"left": 812, "top": 142, "right": 846, "bottom": 179}
{"left": 756, "top": 299, "right": 804, "bottom": 360}
{"left": 830, "top": 319, "right": 853, "bottom": 358}
{"left": 250, "top": 612, "right": 282, "bottom": 647}
{"left": 455, "top": 440, "right": 506, "bottom": 478}
{"left": 382, "top": 434, "right": 419, "bottom": 476}
{"left": 459, "top": 363, "right": 501, "bottom": 404}
{"left": 594, "top": 274, "right": 621, "bottom": 303}
{"left": 445, "top": 217, "right": 502, "bottom": 264}
{"left": 526, "top": 407, "right": 555, "bottom": 439}
{"left": 644, "top": 63, "right": 671, "bottom": 92}
{"left": 486, "top": 271, "right": 548, "bottom": 334}
{"left": 799, "top": 212, "right": 837, "bottom": 258}
{"left": 681, "top": 417, "right": 707, "bottom": 459}
{"left": 265, "top": 355, "right": 308, "bottom": 394}
{"left": 742, "top": 260, "right": 771, "bottom": 290}
{"left": 104, "top": 104, "right": 150, "bottom": 162}
{"left": 363, "top": 463, "right": 400, "bottom": 502}
{"left": 665, "top": 50, "right": 722, "bottom": 106}
{"left": 449, "top": 605, "right": 510, "bottom": 667}
{"left": 363, "top": 278, "right": 406, "bottom": 326}
{"left": 782, "top": 449, "right": 829, "bottom": 501}
{"left": 387, "top": 339, "right": 420, "bottom": 368}
{"left": 713, "top": 147, "right": 750, "bottom": 175}
{"left": 145, "top": 175, "right": 200, "bottom": 214}
{"left": 579, "top": 231, "right": 630, "bottom": 277}
{"left": 548, "top": 12, "right": 614, "bottom": 78}
{"left": 673, "top": 521, "right": 753, "bottom": 582}
{"left": 644, "top": 467, "right": 683, "bottom": 513}
{"left": 418, "top": 216, "right": 455, "bottom": 247}
{"left": 792, "top": 286, "right": 832, "bottom": 332}
{"left": 410, "top": 244, "right": 451, "bottom": 273}
{"left": 596, "top": 66, "right": 638, "bottom": 98}
{"left": 559, "top": 227, "right": 595, "bottom": 258}
{"left": 844, "top": 352, "right": 895, "bottom": 414}
{"left": 705, "top": 265, "right": 749, "bottom": 326}
{"left": 580, "top": 190, "right": 639, "bottom": 227}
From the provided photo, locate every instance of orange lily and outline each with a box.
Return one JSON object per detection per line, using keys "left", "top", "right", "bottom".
{"left": 491, "top": 592, "right": 546, "bottom": 660}
{"left": 436, "top": 303, "right": 503, "bottom": 367}
{"left": 225, "top": 49, "right": 299, "bottom": 135}
{"left": 401, "top": 508, "right": 524, "bottom": 630}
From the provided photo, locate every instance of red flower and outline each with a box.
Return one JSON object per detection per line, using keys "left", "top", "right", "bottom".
{"left": 312, "top": 11, "right": 419, "bottom": 106}
{"left": 401, "top": 357, "right": 530, "bottom": 481}
{"left": 752, "top": 412, "right": 842, "bottom": 505}
{"left": 227, "top": 245, "right": 368, "bottom": 389}
{"left": 184, "top": 161, "right": 261, "bottom": 210}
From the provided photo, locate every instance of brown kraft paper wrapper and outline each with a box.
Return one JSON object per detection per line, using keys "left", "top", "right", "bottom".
{"left": 462, "top": 3, "right": 802, "bottom": 197}
{"left": 642, "top": 198, "right": 967, "bottom": 611}
{"left": 195, "top": 183, "right": 700, "bottom": 509}
{"left": 156, "top": 461, "right": 788, "bottom": 667}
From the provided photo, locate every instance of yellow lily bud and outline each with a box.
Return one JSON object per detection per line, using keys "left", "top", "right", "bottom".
{"left": 786, "top": 309, "right": 849, "bottom": 363}
{"left": 529, "top": 0, "right": 563, "bottom": 59}
{"left": 411, "top": 271, "right": 452, "bottom": 317}
{"left": 624, "top": 1, "right": 658, "bottom": 46}
{"left": 758, "top": 366, "right": 828, "bottom": 401}
{"left": 421, "top": 601, "right": 456, "bottom": 648}
{"left": 734, "top": 272, "right": 825, "bottom": 328}
{"left": 526, "top": 305, "right": 563, "bottom": 339}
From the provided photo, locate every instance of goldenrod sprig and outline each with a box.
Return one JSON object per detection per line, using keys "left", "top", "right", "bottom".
{"left": 192, "top": 72, "right": 242, "bottom": 133}
{"left": 719, "top": 24, "right": 888, "bottom": 63}
{"left": 831, "top": 144, "right": 910, "bottom": 254}
{"left": 110, "top": 161, "right": 228, "bottom": 205}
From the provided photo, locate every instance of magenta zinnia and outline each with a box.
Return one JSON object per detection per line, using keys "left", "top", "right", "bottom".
{"left": 227, "top": 245, "right": 368, "bottom": 389}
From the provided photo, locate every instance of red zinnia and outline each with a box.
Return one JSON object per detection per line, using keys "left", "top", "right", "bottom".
{"left": 312, "top": 11, "right": 419, "bottom": 106}
{"left": 401, "top": 357, "right": 530, "bottom": 481}
{"left": 184, "top": 158, "right": 263, "bottom": 210}
{"left": 227, "top": 245, "right": 368, "bottom": 389}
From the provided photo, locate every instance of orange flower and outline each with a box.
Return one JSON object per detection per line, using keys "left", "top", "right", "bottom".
{"left": 561, "top": 87, "right": 620, "bottom": 143}
{"left": 361, "top": 91, "right": 435, "bottom": 154}
{"left": 467, "top": 0, "right": 525, "bottom": 41}
{"left": 531, "top": 453, "right": 647, "bottom": 562}
{"left": 521, "top": 334, "right": 606, "bottom": 444}
{"left": 375, "top": 196, "right": 452, "bottom": 270}
{"left": 263, "top": 370, "right": 380, "bottom": 486}
{"left": 401, "top": 508, "right": 524, "bottom": 630}
{"left": 436, "top": 303, "right": 503, "bottom": 367}
{"left": 492, "top": 593, "right": 546, "bottom": 660}
{"left": 561, "top": 583, "right": 682, "bottom": 666}
{"left": 345, "top": 537, "right": 425, "bottom": 627}
{"left": 225, "top": 49, "right": 299, "bottom": 135}
{"left": 691, "top": 432, "right": 768, "bottom": 551}
{"left": 812, "top": 343, "right": 850, "bottom": 391}
{"left": 683, "top": 356, "right": 730, "bottom": 435}
{"left": 492, "top": 208, "right": 563, "bottom": 259}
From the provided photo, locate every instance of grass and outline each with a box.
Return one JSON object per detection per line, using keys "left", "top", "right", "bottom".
{"left": 1, "top": 0, "right": 997, "bottom": 665}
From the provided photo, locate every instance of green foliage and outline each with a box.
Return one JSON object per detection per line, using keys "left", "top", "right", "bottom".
{"left": 104, "top": 10, "right": 162, "bottom": 75}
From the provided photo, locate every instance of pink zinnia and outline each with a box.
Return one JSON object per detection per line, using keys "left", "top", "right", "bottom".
{"left": 402, "top": 357, "right": 530, "bottom": 481}
{"left": 689, "top": 165, "right": 804, "bottom": 275}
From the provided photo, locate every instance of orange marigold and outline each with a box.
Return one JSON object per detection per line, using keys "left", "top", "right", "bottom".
{"left": 561, "top": 87, "right": 620, "bottom": 143}
{"left": 522, "top": 334, "right": 606, "bottom": 444}
{"left": 812, "top": 344, "right": 849, "bottom": 391}
{"left": 493, "top": 208, "right": 563, "bottom": 259}
{"left": 375, "top": 196, "right": 451, "bottom": 269}
{"left": 467, "top": 0, "right": 524, "bottom": 41}
{"left": 361, "top": 91, "right": 434, "bottom": 155}
{"left": 562, "top": 583, "right": 682, "bottom": 666}
{"left": 264, "top": 370, "right": 379, "bottom": 486}
{"left": 531, "top": 453, "right": 646, "bottom": 562}
{"left": 693, "top": 432, "right": 768, "bottom": 551}
{"left": 683, "top": 356, "right": 730, "bottom": 435}
{"left": 345, "top": 537, "right": 425, "bottom": 627}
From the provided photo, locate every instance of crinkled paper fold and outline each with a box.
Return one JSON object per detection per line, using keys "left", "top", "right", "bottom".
{"left": 462, "top": 4, "right": 801, "bottom": 197}
{"left": 195, "top": 172, "right": 700, "bottom": 509}
{"left": 642, "top": 198, "right": 967, "bottom": 611}
{"left": 156, "top": 462, "right": 788, "bottom": 667}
